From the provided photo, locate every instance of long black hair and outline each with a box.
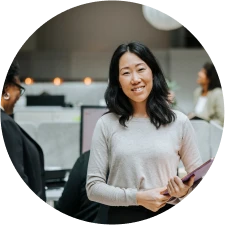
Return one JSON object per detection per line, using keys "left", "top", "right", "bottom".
{"left": 104, "top": 42, "right": 176, "bottom": 129}
{"left": 203, "top": 62, "right": 221, "bottom": 91}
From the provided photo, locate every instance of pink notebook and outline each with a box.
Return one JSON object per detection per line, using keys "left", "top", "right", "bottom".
{"left": 162, "top": 157, "right": 214, "bottom": 195}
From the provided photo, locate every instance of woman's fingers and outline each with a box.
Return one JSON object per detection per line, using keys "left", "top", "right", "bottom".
{"left": 170, "top": 178, "right": 177, "bottom": 189}
{"left": 167, "top": 184, "right": 171, "bottom": 195}
{"left": 168, "top": 177, "right": 179, "bottom": 193}
{"left": 161, "top": 195, "right": 171, "bottom": 203}
{"left": 160, "top": 202, "right": 167, "bottom": 208}
{"left": 186, "top": 175, "right": 195, "bottom": 187}
{"left": 168, "top": 176, "right": 185, "bottom": 195}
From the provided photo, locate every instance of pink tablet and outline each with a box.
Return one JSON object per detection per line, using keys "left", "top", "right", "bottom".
{"left": 162, "top": 157, "right": 214, "bottom": 195}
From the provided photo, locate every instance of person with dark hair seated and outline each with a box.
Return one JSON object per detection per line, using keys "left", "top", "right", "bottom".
{"left": 189, "top": 62, "right": 224, "bottom": 126}
{"left": 86, "top": 42, "right": 202, "bottom": 224}
{"left": 55, "top": 150, "right": 100, "bottom": 224}
{"left": 1, "top": 60, "right": 46, "bottom": 201}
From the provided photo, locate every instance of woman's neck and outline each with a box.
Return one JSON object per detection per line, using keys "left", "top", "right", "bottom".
{"left": 132, "top": 102, "right": 149, "bottom": 118}
{"left": 133, "top": 114, "right": 148, "bottom": 118}
{"left": 201, "top": 84, "right": 208, "bottom": 96}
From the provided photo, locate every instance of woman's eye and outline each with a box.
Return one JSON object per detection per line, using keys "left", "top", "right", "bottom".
{"left": 139, "top": 68, "right": 145, "bottom": 71}
{"left": 122, "top": 72, "right": 129, "bottom": 75}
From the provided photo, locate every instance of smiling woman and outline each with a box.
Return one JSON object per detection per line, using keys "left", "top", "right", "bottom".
{"left": 86, "top": 41, "right": 202, "bottom": 224}
{"left": 105, "top": 41, "right": 176, "bottom": 128}
{"left": 119, "top": 52, "right": 153, "bottom": 109}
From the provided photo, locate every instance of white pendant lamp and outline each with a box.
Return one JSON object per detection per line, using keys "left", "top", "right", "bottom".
{"left": 142, "top": 5, "right": 182, "bottom": 31}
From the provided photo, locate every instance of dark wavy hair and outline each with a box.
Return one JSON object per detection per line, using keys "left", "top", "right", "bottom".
{"left": 2, "top": 59, "right": 20, "bottom": 95}
{"left": 203, "top": 62, "right": 221, "bottom": 91}
{"left": 104, "top": 42, "right": 176, "bottom": 129}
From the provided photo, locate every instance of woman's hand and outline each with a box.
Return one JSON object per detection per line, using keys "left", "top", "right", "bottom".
{"left": 136, "top": 187, "right": 171, "bottom": 212}
{"left": 167, "top": 175, "right": 195, "bottom": 198}
{"left": 168, "top": 90, "right": 175, "bottom": 103}
{"left": 187, "top": 112, "right": 196, "bottom": 119}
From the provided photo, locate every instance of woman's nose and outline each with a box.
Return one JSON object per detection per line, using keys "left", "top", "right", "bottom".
{"left": 131, "top": 72, "right": 141, "bottom": 84}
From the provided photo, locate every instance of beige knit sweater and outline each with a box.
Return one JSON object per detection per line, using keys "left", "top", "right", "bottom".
{"left": 86, "top": 110, "right": 202, "bottom": 206}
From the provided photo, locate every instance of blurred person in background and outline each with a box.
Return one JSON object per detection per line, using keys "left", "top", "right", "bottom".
{"left": 55, "top": 150, "right": 108, "bottom": 223}
{"left": 189, "top": 62, "right": 224, "bottom": 126}
{"left": 1, "top": 60, "right": 46, "bottom": 201}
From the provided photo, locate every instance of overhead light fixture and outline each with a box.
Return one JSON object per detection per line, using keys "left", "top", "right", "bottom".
{"left": 24, "top": 77, "right": 34, "bottom": 85}
{"left": 84, "top": 77, "right": 92, "bottom": 85}
{"left": 142, "top": 5, "right": 182, "bottom": 31}
{"left": 53, "top": 77, "right": 63, "bottom": 86}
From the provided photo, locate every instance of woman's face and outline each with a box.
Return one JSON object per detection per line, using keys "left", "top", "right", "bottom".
{"left": 3, "top": 76, "right": 22, "bottom": 114}
{"left": 119, "top": 52, "right": 153, "bottom": 106}
{"left": 197, "top": 68, "right": 210, "bottom": 86}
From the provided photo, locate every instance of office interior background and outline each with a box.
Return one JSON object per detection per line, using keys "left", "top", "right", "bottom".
{"left": 4, "top": 1, "right": 223, "bottom": 205}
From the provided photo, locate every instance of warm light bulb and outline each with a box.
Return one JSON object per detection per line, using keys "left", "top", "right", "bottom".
{"left": 25, "top": 77, "right": 34, "bottom": 85}
{"left": 84, "top": 77, "right": 92, "bottom": 85}
{"left": 53, "top": 77, "right": 63, "bottom": 86}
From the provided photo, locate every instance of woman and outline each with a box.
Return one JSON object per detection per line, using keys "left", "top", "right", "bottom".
{"left": 190, "top": 62, "right": 223, "bottom": 126}
{"left": 86, "top": 42, "right": 202, "bottom": 224}
{"left": 1, "top": 60, "right": 46, "bottom": 201}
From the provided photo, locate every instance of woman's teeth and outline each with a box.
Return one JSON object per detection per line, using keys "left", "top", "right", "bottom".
{"left": 132, "top": 87, "right": 144, "bottom": 92}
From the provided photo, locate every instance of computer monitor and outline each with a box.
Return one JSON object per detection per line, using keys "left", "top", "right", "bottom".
{"left": 80, "top": 105, "right": 108, "bottom": 154}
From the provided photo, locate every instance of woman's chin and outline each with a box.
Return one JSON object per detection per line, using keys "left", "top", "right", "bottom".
{"left": 130, "top": 97, "right": 148, "bottom": 104}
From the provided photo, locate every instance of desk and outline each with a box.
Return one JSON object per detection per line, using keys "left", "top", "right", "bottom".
{"left": 14, "top": 107, "right": 81, "bottom": 124}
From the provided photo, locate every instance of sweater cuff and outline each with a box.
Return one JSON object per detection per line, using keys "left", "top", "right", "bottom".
{"left": 126, "top": 188, "right": 138, "bottom": 206}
